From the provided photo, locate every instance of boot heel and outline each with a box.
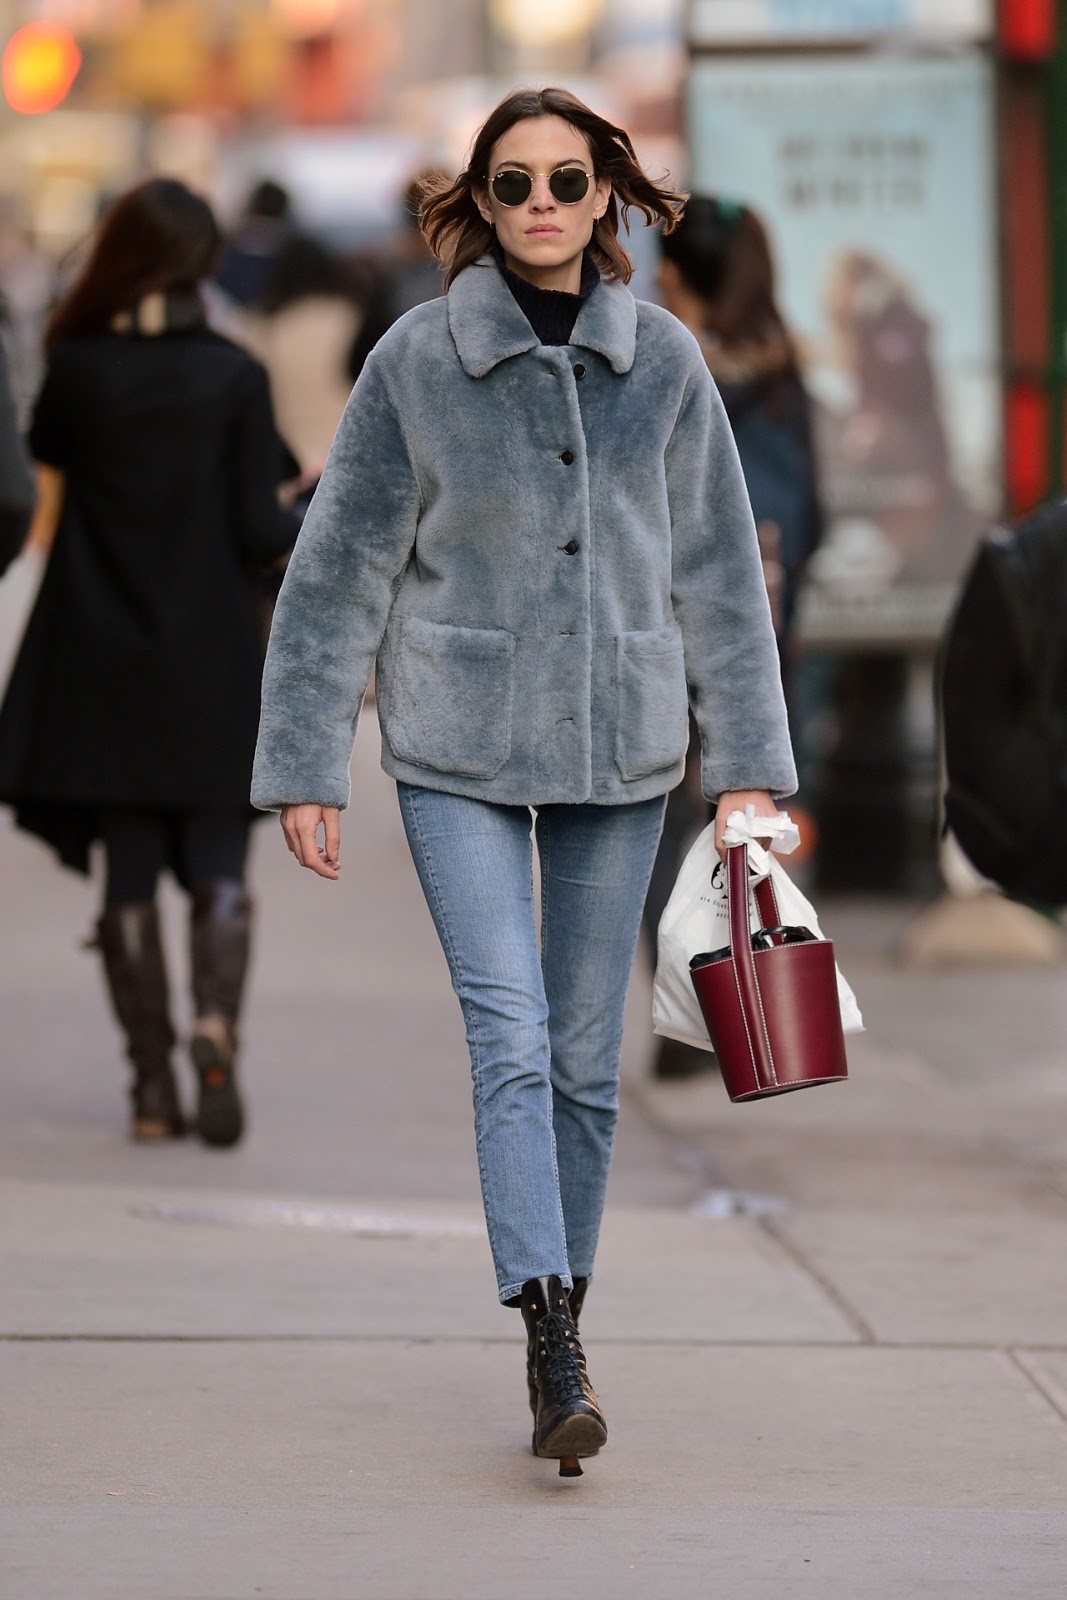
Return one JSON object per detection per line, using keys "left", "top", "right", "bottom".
{"left": 191, "top": 1017, "right": 244, "bottom": 1148}
{"left": 558, "top": 1456, "right": 583, "bottom": 1478}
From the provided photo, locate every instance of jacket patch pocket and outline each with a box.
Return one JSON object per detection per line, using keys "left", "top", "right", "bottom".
{"left": 387, "top": 617, "right": 515, "bottom": 779}
{"left": 614, "top": 626, "right": 690, "bottom": 781}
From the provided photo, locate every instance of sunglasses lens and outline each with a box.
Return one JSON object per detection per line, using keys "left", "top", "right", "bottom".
{"left": 491, "top": 170, "right": 532, "bottom": 207}
{"left": 550, "top": 168, "right": 591, "bottom": 204}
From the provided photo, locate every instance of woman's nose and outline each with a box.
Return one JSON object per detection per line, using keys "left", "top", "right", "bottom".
{"left": 529, "top": 176, "right": 556, "bottom": 210}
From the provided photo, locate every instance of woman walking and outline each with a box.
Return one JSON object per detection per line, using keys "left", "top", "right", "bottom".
{"left": 645, "top": 196, "right": 824, "bottom": 1078}
{"left": 253, "top": 89, "right": 795, "bottom": 1473}
{"left": 0, "top": 178, "right": 299, "bottom": 1146}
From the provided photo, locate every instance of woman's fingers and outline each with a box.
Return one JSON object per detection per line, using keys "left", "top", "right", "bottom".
{"left": 292, "top": 810, "right": 316, "bottom": 867}
{"left": 296, "top": 808, "right": 338, "bottom": 878}
{"left": 714, "top": 789, "right": 777, "bottom": 858}
{"left": 302, "top": 822, "right": 339, "bottom": 877}
{"left": 322, "top": 807, "right": 341, "bottom": 869}
{"left": 280, "top": 804, "right": 340, "bottom": 879}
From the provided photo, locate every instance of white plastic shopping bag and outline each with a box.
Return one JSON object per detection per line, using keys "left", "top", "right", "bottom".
{"left": 652, "top": 808, "right": 864, "bottom": 1052}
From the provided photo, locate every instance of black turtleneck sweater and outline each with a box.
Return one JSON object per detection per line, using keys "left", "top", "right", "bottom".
{"left": 497, "top": 249, "right": 600, "bottom": 345}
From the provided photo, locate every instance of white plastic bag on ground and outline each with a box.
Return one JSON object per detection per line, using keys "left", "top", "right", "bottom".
{"left": 652, "top": 808, "right": 864, "bottom": 1052}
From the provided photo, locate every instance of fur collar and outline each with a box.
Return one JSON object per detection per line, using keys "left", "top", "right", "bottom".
{"left": 447, "top": 255, "right": 637, "bottom": 378}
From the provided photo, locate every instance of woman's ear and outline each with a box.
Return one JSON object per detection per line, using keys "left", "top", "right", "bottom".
{"left": 473, "top": 186, "right": 493, "bottom": 227}
{"left": 593, "top": 178, "right": 612, "bottom": 220}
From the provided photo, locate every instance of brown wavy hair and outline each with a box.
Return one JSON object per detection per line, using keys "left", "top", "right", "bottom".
{"left": 419, "top": 86, "right": 686, "bottom": 290}
{"left": 46, "top": 177, "right": 221, "bottom": 351}
{"left": 660, "top": 197, "right": 789, "bottom": 351}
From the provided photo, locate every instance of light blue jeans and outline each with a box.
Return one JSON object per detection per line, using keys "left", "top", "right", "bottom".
{"left": 397, "top": 783, "right": 666, "bottom": 1304}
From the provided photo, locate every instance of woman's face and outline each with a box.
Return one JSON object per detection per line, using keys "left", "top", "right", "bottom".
{"left": 476, "top": 115, "right": 611, "bottom": 288}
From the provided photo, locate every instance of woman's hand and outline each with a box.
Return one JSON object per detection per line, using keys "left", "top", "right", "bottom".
{"left": 713, "top": 789, "right": 778, "bottom": 859}
{"left": 28, "top": 465, "right": 63, "bottom": 553}
{"left": 281, "top": 804, "right": 341, "bottom": 880}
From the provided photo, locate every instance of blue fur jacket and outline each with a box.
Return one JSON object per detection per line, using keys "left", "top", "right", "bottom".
{"left": 251, "top": 256, "right": 796, "bottom": 811}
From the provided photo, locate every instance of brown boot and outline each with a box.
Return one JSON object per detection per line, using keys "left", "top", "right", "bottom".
{"left": 189, "top": 881, "right": 251, "bottom": 1148}
{"left": 95, "top": 903, "right": 184, "bottom": 1140}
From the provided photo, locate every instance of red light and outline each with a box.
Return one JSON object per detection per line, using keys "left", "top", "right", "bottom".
{"left": 1005, "top": 380, "right": 1048, "bottom": 515}
{"left": 2, "top": 22, "right": 82, "bottom": 115}
{"left": 999, "top": 0, "right": 1057, "bottom": 59}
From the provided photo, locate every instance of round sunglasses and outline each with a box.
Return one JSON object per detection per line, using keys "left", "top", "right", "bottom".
{"left": 490, "top": 166, "right": 592, "bottom": 208}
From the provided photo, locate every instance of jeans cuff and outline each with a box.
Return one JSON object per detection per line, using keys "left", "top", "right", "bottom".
{"left": 499, "top": 1272, "right": 573, "bottom": 1306}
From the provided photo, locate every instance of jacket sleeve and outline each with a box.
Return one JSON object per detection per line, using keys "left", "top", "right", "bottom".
{"left": 0, "top": 342, "right": 34, "bottom": 575}
{"left": 666, "top": 362, "right": 797, "bottom": 803}
{"left": 27, "top": 347, "right": 72, "bottom": 468}
{"left": 229, "top": 360, "right": 303, "bottom": 562}
{"left": 251, "top": 358, "right": 420, "bottom": 810}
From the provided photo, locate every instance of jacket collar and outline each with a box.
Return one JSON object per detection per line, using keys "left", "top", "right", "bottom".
{"left": 447, "top": 256, "right": 637, "bottom": 378}
{"left": 111, "top": 289, "right": 206, "bottom": 337}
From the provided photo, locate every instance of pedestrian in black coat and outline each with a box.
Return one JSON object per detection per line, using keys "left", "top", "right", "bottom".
{"left": 0, "top": 178, "right": 300, "bottom": 1145}
{"left": 0, "top": 334, "right": 34, "bottom": 574}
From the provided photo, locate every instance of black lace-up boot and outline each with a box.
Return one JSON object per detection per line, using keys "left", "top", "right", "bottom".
{"left": 520, "top": 1275, "right": 607, "bottom": 1476}
{"left": 525, "top": 1275, "right": 590, "bottom": 1417}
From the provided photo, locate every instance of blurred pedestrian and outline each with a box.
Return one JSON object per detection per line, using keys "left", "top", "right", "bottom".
{"left": 0, "top": 332, "right": 34, "bottom": 575}
{"left": 0, "top": 207, "right": 55, "bottom": 425}
{"left": 0, "top": 178, "right": 300, "bottom": 1147}
{"left": 346, "top": 170, "right": 445, "bottom": 382}
{"left": 645, "top": 194, "right": 824, "bottom": 1079}
{"left": 238, "top": 235, "right": 362, "bottom": 473}
{"left": 214, "top": 178, "right": 293, "bottom": 312}
{"left": 659, "top": 197, "right": 823, "bottom": 648}
{"left": 941, "top": 497, "right": 1067, "bottom": 907}
{"left": 253, "top": 88, "right": 794, "bottom": 1474}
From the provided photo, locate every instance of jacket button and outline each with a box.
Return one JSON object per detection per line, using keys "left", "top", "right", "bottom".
{"left": 573, "top": 363, "right": 586, "bottom": 379}
{"left": 563, "top": 540, "right": 579, "bottom": 555}
{"left": 559, "top": 449, "right": 575, "bottom": 465}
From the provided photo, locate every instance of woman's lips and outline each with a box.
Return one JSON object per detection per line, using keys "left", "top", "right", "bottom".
{"left": 526, "top": 225, "right": 562, "bottom": 236}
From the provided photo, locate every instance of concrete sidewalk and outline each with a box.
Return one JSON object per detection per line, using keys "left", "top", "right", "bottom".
{"left": 2, "top": 691, "right": 1067, "bottom": 1596}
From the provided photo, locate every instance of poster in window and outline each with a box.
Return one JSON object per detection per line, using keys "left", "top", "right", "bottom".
{"left": 688, "top": 52, "right": 999, "bottom": 644}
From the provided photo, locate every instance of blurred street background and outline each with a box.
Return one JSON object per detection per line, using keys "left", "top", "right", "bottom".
{"left": 4, "top": 1, "right": 1067, "bottom": 1596}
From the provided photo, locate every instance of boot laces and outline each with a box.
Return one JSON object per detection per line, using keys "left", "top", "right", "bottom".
{"left": 536, "top": 1309, "right": 588, "bottom": 1406}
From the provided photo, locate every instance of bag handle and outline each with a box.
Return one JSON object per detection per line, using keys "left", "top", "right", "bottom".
{"left": 727, "top": 842, "right": 778, "bottom": 1091}
{"left": 754, "top": 871, "right": 779, "bottom": 929}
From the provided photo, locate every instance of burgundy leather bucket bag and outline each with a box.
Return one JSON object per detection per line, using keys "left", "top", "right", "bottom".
{"left": 688, "top": 843, "right": 848, "bottom": 1102}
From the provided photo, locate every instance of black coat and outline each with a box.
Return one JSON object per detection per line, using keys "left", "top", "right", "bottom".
{"left": 0, "top": 325, "right": 299, "bottom": 871}
{"left": 941, "top": 500, "right": 1067, "bottom": 903}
